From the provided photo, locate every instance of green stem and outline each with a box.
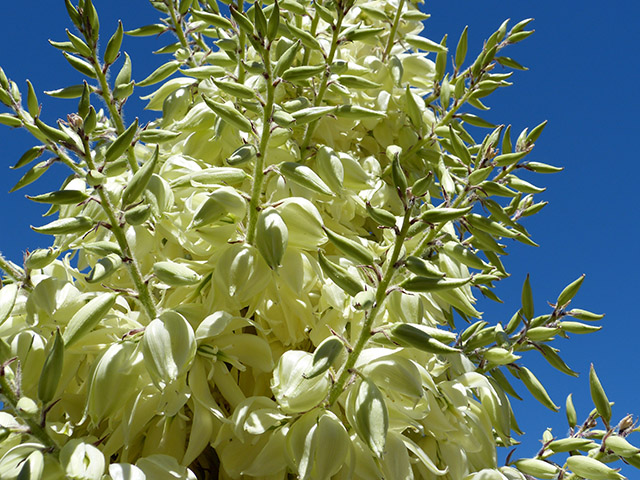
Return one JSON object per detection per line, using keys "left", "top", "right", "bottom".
{"left": 193, "top": 34, "right": 210, "bottom": 54}
{"left": 236, "top": 0, "right": 247, "bottom": 84}
{"left": 49, "top": 143, "right": 85, "bottom": 176}
{"left": 99, "top": 192, "right": 158, "bottom": 320}
{"left": 327, "top": 205, "right": 414, "bottom": 406}
{"left": 169, "top": 4, "right": 189, "bottom": 51}
{"left": 0, "top": 254, "right": 24, "bottom": 283}
{"left": 245, "top": 50, "right": 275, "bottom": 245}
{"left": 411, "top": 192, "right": 468, "bottom": 256}
{"left": 440, "top": 87, "right": 473, "bottom": 126}
{"left": 0, "top": 373, "right": 55, "bottom": 449}
{"left": 382, "top": 0, "right": 405, "bottom": 61}
{"left": 492, "top": 158, "right": 523, "bottom": 183}
{"left": 167, "top": 2, "right": 199, "bottom": 68}
{"left": 302, "top": 11, "right": 321, "bottom": 66}
{"left": 401, "top": 87, "right": 473, "bottom": 163}
{"left": 299, "top": 12, "right": 345, "bottom": 157}
{"left": 90, "top": 53, "right": 139, "bottom": 173}
{"left": 78, "top": 140, "right": 157, "bottom": 320}
{"left": 11, "top": 106, "right": 85, "bottom": 177}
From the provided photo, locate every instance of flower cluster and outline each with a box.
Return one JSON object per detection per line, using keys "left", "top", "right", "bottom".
{"left": 0, "top": 0, "right": 636, "bottom": 479}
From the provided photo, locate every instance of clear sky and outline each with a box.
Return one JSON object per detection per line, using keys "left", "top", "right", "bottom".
{"left": 0, "top": 0, "right": 638, "bottom": 465}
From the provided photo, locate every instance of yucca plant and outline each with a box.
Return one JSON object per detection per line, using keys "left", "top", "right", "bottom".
{"left": 0, "top": 0, "right": 637, "bottom": 479}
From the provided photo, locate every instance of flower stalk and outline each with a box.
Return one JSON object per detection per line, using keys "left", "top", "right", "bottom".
{"left": 78, "top": 138, "right": 157, "bottom": 320}
{"left": 0, "top": 370, "right": 55, "bottom": 449}
{"left": 299, "top": 10, "right": 346, "bottom": 157}
{"left": 382, "top": 0, "right": 406, "bottom": 61}
{"left": 0, "top": 253, "right": 24, "bottom": 284}
{"left": 327, "top": 204, "right": 414, "bottom": 406}
{"left": 246, "top": 48, "right": 275, "bottom": 245}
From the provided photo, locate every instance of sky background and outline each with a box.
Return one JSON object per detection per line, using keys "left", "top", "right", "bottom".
{"left": 0, "top": 0, "right": 638, "bottom": 467}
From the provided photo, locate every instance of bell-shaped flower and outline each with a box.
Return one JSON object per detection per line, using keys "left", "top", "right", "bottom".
{"left": 141, "top": 311, "right": 196, "bottom": 389}
{"left": 60, "top": 439, "right": 105, "bottom": 480}
{"left": 271, "top": 350, "right": 330, "bottom": 413}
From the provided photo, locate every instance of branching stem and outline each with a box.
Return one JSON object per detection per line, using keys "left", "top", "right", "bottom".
{"left": 382, "top": 0, "right": 406, "bottom": 61}
{"left": 299, "top": 11, "right": 345, "bottom": 157}
{"left": 90, "top": 53, "right": 139, "bottom": 173}
{"left": 327, "top": 205, "right": 413, "bottom": 406}
{"left": 246, "top": 48, "right": 275, "bottom": 245}
{"left": 77, "top": 139, "right": 157, "bottom": 320}
{"left": 0, "top": 373, "right": 55, "bottom": 449}
{"left": 0, "top": 254, "right": 24, "bottom": 284}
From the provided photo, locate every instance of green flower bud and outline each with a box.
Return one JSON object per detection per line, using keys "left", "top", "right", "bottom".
{"left": 518, "top": 366, "right": 559, "bottom": 412}
{"left": 31, "top": 216, "right": 93, "bottom": 235}
{"left": 279, "top": 162, "right": 333, "bottom": 196}
{"left": 25, "top": 247, "right": 59, "bottom": 270}
{"left": 317, "top": 251, "right": 363, "bottom": 297}
{"left": 388, "top": 323, "right": 460, "bottom": 354}
{"left": 63, "top": 293, "right": 117, "bottom": 347}
{"left": 513, "top": 458, "right": 558, "bottom": 479}
{"left": 85, "top": 253, "right": 123, "bottom": 283}
{"left": 189, "top": 186, "right": 246, "bottom": 229}
{"left": 122, "top": 146, "right": 158, "bottom": 206}
{"left": 37, "top": 329, "right": 64, "bottom": 404}
{"left": 153, "top": 261, "right": 201, "bottom": 286}
{"left": 566, "top": 455, "right": 625, "bottom": 480}
{"left": 304, "top": 336, "right": 344, "bottom": 379}
{"left": 590, "top": 364, "right": 611, "bottom": 425}
{"left": 256, "top": 207, "right": 288, "bottom": 269}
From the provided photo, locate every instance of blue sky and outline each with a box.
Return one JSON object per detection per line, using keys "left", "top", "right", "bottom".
{"left": 0, "top": 0, "right": 638, "bottom": 465}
